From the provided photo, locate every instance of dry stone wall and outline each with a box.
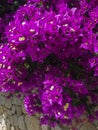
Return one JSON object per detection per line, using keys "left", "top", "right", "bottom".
{"left": 0, "top": 93, "right": 98, "bottom": 130}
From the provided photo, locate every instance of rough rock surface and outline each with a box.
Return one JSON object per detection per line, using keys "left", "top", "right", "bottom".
{"left": 0, "top": 93, "right": 98, "bottom": 130}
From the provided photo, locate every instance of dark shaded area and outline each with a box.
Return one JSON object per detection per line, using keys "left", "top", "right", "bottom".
{"left": 67, "top": 0, "right": 80, "bottom": 8}
{"left": 44, "top": 53, "right": 61, "bottom": 67}
{"left": 0, "top": 0, "right": 27, "bottom": 18}
{"left": 0, "top": 0, "right": 27, "bottom": 42}
{"left": 92, "top": 23, "right": 98, "bottom": 34}
{"left": 67, "top": 58, "right": 86, "bottom": 80}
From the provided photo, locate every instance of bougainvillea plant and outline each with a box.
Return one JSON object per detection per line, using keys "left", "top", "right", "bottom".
{"left": 0, "top": 0, "right": 98, "bottom": 129}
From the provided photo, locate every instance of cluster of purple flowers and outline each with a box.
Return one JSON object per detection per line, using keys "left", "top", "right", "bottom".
{"left": 0, "top": 0, "right": 98, "bottom": 128}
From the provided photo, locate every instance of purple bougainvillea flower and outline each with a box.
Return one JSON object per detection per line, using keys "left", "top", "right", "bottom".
{"left": 0, "top": 0, "right": 98, "bottom": 127}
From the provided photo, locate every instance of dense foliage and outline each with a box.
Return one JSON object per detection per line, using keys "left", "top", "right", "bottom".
{"left": 0, "top": 0, "right": 98, "bottom": 128}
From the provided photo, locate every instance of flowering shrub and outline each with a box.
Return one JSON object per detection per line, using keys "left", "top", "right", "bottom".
{"left": 0, "top": 0, "right": 98, "bottom": 128}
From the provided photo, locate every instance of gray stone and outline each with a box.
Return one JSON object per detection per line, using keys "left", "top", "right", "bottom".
{"left": 3, "top": 107, "right": 7, "bottom": 112}
{"left": 0, "top": 116, "right": 6, "bottom": 126}
{"left": 6, "top": 122, "right": 10, "bottom": 130}
{"left": 7, "top": 110, "right": 12, "bottom": 116}
{"left": 3, "top": 112, "right": 8, "bottom": 119}
{"left": 22, "top": 102, "right": 27, "bottom": 114}
{"left": 0, "top": 106, "right": 4, "bottom": 115}
{"left": 78, "top": 122, "right": 97, "bottom": 130}
{"left": 12, "top": 97, "right": 21, "bottom": 106}
{"left": 16, "top": 106, "right": 22, "bottom": 115}
{"left": 94, "top": 120, "right": 98, "bottom": 128}
{"left": 0, "top": 124, "right": 2, "bottom": 130}
{"left": 6, "top": 118, "right": 11, "bottom": 125}
{"left": 25, "top": 115, "right": 42, "bottom": 130}
{"left": 11, "top": 126, "right": 15, "bottom": 130}
{"left": 7, "top": 115, "right": 18, "bottom": 126}
{"left": 5, "top": 99, "right": 12, "bottom": 109}
{"left": 2, "top": 126, "right": 7, "bottom": 130}
{"left": 8, "top": 116, "right": 14, "bottom": 125}
{"left": 16, "top": 127, "right": 21, "bottom": 130}
{"left": 51, "top": 126, "right": 61, "bottom": 130}
{"left": 13, "top": 115, "right": 18, "bottom": 126}
{"left": 18, "top": 115, "right": 26, "bottom": 130}
{"left": 12, "top": 105, "right": 16, "bottom": 114}
{"left": 0, "top": 95, "right": 6, "bottom": 105}
{"left": 41, "top": 125, "right": 47, "bottom": 130}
